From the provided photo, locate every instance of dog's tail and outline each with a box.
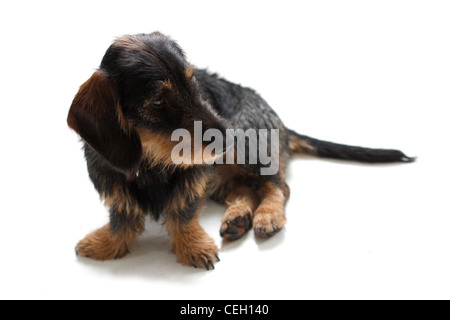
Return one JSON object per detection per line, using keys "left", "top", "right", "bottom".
{"left": 287, "top": 129, "right": 415, "bottom": 163}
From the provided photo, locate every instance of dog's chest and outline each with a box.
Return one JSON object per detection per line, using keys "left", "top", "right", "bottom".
{"left": 132, "top": 166, "right": 212, "bottom": 217}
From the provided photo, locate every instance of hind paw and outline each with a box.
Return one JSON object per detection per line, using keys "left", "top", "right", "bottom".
{"left": 220, "top": 213, "right": 252, "bottom": 241}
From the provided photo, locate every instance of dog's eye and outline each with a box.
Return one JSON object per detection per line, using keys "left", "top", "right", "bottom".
{"left": 152, "top": 98, "right": 166, "bottom": 109}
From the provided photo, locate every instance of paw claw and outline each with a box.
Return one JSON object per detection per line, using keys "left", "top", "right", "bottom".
{"left": 253, "top": 212, "right": 286, "bottom": 238}
{"left": 175, "top": 238, "right": 219, "bottom": 271}
{"left": 202, "top": 259, "right": 210, "bottom": 271}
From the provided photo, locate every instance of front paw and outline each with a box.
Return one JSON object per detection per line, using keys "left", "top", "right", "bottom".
{"left": 173, "top": 236, "right": 220, "bottom": 271}
{"left": 75, "top": 225, "right": 129, "bottom": 261}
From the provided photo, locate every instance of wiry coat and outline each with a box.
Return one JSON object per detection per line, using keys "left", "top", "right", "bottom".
{"left": 68, "top": 32, "right": 413, "bottom": 270}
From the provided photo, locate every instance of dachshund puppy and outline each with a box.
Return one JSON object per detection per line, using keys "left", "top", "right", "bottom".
{"left": 68, "top": 32, "right": 413, "bottom": 270}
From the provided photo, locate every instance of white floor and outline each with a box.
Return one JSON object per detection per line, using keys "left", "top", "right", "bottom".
{"left": 1, "top": 1, "right": 449, "bottom": 300}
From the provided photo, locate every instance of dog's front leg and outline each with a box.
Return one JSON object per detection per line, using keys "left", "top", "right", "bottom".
{"left": 75, "top": 187, "right": 145, "bottom": 261}
{"left": 165, "top": 199, "right": 219, "bottom": 270}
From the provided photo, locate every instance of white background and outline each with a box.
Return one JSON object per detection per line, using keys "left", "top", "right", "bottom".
{"left": 1, "top": 0, "right": 449, "bottom": 300}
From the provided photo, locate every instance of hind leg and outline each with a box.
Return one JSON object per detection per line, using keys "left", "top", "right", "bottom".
{"left": 253, "top": 180, "right": 288, "bottom": 238}
{"left": 219, "top": 186, "right": 259, "bottom": 241}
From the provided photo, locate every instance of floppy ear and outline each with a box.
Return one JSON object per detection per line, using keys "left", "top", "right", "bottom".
{"left": 67, "top": 71, "right": 142, "bottom": 174}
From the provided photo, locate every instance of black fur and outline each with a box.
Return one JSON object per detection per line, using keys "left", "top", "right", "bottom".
{"left": 288, "top": 130, "right": 416, "bottom": 163}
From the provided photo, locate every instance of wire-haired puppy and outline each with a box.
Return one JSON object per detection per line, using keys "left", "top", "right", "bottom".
{"left": 68, "top": 32, "right": 414, "bottom": 270}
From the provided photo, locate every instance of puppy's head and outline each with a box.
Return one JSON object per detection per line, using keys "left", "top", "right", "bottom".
{"left": 68, "top": 32, "right": 228, "bottom": 174}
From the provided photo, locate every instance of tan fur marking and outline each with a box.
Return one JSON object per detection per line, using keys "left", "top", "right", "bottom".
{"left": 77, "top": 185, "right": 146, "bottom": 260}
{"left": 258, "top": 181, "right": 286, "bottom": 211}
{"left": 253, "top": 181, "right": 287, "bottom": 237}
{"left": 137, "top": 127, "right": 184, "bottom": 171}
{"left": 76, "top": 220, "right": 144, "bottom": 261}
{"left": 165, "top": 212, "right": 219, "bottom": 268}
{"left": 103, "top": 185, "right": 144, "bottom": 217}
{"left": 166, "top": 175, "right": 208, "bottom": 216}
{"left": 116, "top": 103, "right": 131, "bottom": 135}
{"left": 289, "top": 136, "right": 316, "bottom": 154}
{"left": 184, "top": 67, "right": 195, "bottom": 79}
{"left": 162, "top": 80, "right": 173, "bottom": 90}
{"left": 137, "top": 127, "right": 218, "bottom": 171}
{"left": 225, "top": 187, "right": 259, "bottom": 215}
{"left": 207, "top": 164, "right": 241, "bottom": 200}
